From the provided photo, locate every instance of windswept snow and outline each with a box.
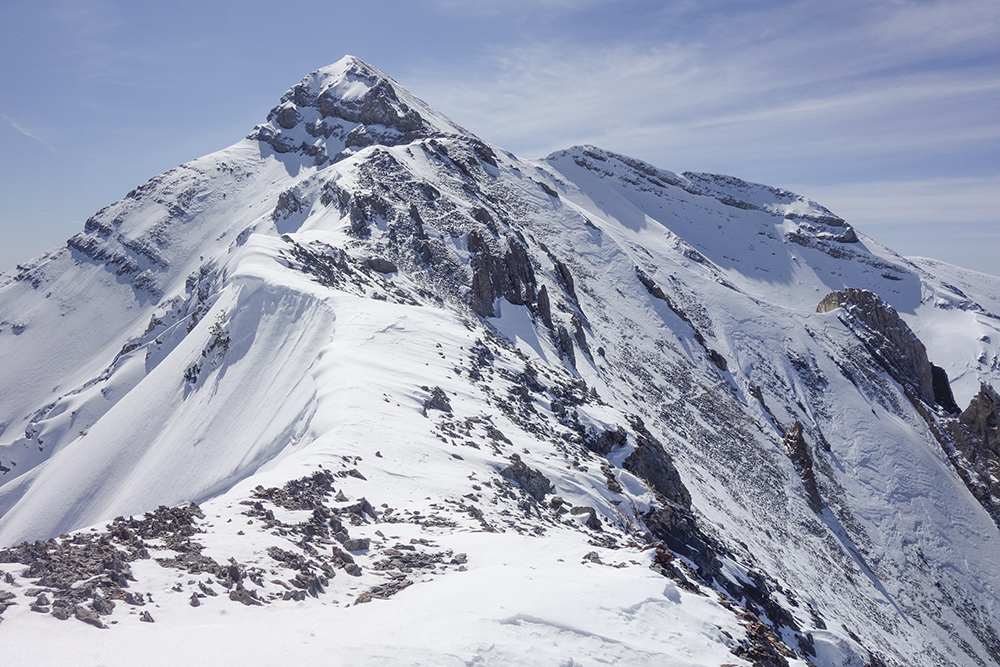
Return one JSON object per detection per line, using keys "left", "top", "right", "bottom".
{"left": 0, "top": 56, "right": 997, "bottom": 667}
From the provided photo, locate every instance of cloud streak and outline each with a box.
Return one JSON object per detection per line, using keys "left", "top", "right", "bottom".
{"left": 1, "top": 114, "right": 56, "bottom": 153}
{"left": 410, "top": 0, "right": 999, "bottom": 184}
{"left": 793, "top": 176, "right": 1000, "bottom": 228}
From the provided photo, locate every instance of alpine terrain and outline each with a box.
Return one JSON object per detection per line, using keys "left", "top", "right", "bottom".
{"left": 0, "top": 56, "right": 998, "bottom": 666}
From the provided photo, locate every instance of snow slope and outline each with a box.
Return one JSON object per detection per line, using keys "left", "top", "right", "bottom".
{"left": 0, "top": 56, "right": 998, "bottom": 666}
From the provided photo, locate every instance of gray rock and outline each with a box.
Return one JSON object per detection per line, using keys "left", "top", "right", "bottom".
{"left": 585, "top": 427, "right": 627, "bottom": 456}
{"left": 228, "top": 586, "right": 263, "bottom": 606}
{"left": 622, "top": 416, "right": 691, "bottom": 507}
{"left": 274, "top": 105, "right": 303, "bottom": 130}
{"left": 950, "top": 382, "right": 1000, "bottom": 508}
{"left": 500, "top": 454, "right": 552, "bottom": 502}
{"left": 271, "top": 190, "right": 303, "bottom": 222}
{"left": 817, "top": 288, "right": 936, "bottom": 405}
{"left": 74, "top": 605, "right": 105, "bottom": 628}
{"left": 783, "top": 422, "right": 823, "bottom": 513}
{"left": 467, "top": 232, "right": 537, "bottom": 318}
{"left": 92, "top": 594, "right": 114, "bottom": 615}
{"left": 552, "top": 258, "right": 576, "bottom": 300}
{"left": 422, "top": 386, "right": 452, "bottom": 415}
{"left": 960, "top": 383, "right": 1000, "bottom": 461}
{"left": 557, "top": 326, "right": 576, "bottom": 366}
{"left": 570, "top": 506, "right": 603, "bottom": 531}
{"left": 342, "top": 537, "right": 371, "bottom": 552}
{"left": 364, "top": 257, "right": 397, "bottom": 274}
{"left": 536, "top": 285, "right": 553, "bottom": 329}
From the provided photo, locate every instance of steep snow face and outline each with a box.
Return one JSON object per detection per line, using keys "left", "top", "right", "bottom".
{"left": 544, "top": 145, "right": 1000, "bottom": 404}
{"left": 0, "top": 58, "right": 999, "bottom": 666}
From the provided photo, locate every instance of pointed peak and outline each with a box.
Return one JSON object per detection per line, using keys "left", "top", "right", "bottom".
{"left": 248, "top": 56, "right": 472, "bottom": 164}
{"left": 293, "top": 55, "right": 395, "bottom": 106}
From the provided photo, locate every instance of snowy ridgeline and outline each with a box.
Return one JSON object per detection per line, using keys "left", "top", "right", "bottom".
{"left": 0, "top": 56, "right": 999, "bottom": 667}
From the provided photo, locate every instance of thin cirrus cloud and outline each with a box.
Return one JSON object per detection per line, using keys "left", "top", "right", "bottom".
{"left": 1, "top": 115, "right": 56, "bottom": 154}
{"left": 404, "top": 0, "right": 998, "bottom": 273}
{"left": 411, "top": 0, "right": 1000, "bottom": 180}
{"left": 801, "top": 176, "right": 1000, "bottom": 272}
{"left": 796, "top": 176, "right": 1000, "bottom": 226}
{"left": 414, "top": 41, "right": 995, "bottom": 170}
{"left": 0, "top": 0, "right": 996, "bottom": 275}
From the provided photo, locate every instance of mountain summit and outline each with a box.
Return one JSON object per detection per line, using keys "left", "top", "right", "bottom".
{"left": 1, "top": 57, "right": 998, "bottom": 666}
{"left": 248, "top": 55, "right": 474, "bottom": 164}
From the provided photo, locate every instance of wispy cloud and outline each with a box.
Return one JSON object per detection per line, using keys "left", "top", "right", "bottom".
{"left": 402, "top": 0, "right": 999, "bottom": 274}
{"left": 426, "top": 0, "right": 616, "bottom": 13}
{"left": 790, "top": 176, "right": 1000, "bottom": 228}
{"left": 2, "top": 114, "right": 56, "bottom": 153}
{"left": 799, "top": 175, "right": 1000, "bottom": 273}
{"left": 409, "top": 0, "right": 999, "bottom": 184}
{"left": 34, "top": 210, "right": 83, "bottom": 226}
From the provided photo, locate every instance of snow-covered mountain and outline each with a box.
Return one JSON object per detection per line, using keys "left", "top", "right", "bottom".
{"left": 1, "top": 56, "right": 998, "bottom": 666}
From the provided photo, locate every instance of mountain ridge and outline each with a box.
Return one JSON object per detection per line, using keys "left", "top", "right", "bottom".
{"left": 0, "top": 56, "right": 998, "bottom": 666}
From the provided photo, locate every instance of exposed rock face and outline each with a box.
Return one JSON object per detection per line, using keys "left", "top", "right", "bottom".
{"left": 363, "top": 257, "right": 397, "bottom": 274}
{"left": 318, "top": 78, "right": 424, "bottom": 135}
{"left": 585, "top": 427, "right": 627, "bottom": 456}
{"left": 782, "top": 423, "right": 823, "bottom": 513}
{"left": 932, "top": 365, "right": 960, "bottom": 414}
{"left": 556, "top": 325, "right": 576, "bottom": 366}
{"left": 252, "top": 61, "right": 427, "bottom": 159}
{"left": 499, "top": 454, "right": 552, "bottom": 502}
{"left": 274, "top": 105, "right": 303, "bottom": 130}
{"left": 961, "top": 384, "right": 1000, "bottom": 459}
{"left": 467, "top": 231, "right": 536, "bottom": 317}
{"left": 613, "top": 417, "right": 724, "bottom": 577}
{"left": 817, "top": 289, "right": 936, "bottom": 405}
{"left": 246, "top": 56, "right": 478, "bottom": 165}
{"left": 622, "top": 416, "right": 691, "bottom": 508}
{"left": 953, "top": 384, "right": 1000, "bottom": 501}
{"left": 552, "top": 257, "right": 576, "bottom": 301}
{"left": 422, "top": 386, "right": 452, "bottom": 415}
{"left": 821, "top": 290, "right": 1000, "bottom": 528}
{"left": 536, "top": 285, "right": 553, "bottom": 329}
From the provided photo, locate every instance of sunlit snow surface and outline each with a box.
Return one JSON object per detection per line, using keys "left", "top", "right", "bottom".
{"left": 0, "top": 57, "right": 998, "bottom": 666}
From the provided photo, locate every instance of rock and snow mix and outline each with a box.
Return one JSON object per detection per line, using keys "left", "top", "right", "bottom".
{"left": 0, "top": 56, "right": 998, "bottom": 666}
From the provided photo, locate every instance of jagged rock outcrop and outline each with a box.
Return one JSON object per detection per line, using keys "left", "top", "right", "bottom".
{"left": 823, "top": 289, "right": 1000, "bottom": 528}
{"left": 782, "top": 422, "right": 823, "bottom": 512}
{"left": 622, "top": 416, "right": 691, "bottom": 507}
{"left": 246, "top": 56, "right": 473, "bottom": 165}
{"left": 818, "top": 288, "right": 938, "bottom": 405}
{"left": 951, "top": 383, "right": 1000, "bottom": 500}
{"left": 584, "top": 426, "right": 627, "bottom": 456}
{"left": 932, "top": 365, "right": 960, "bottom": 413}
{"left": 536, "top": 285, "right": 553, "bottom": 329}
{"left": 499, "top": 454, "right": 552, "bottom": 502}
{"left": 422, "top": 386, "right": 452, "bottom": 415}
{"left": 467, "top": 231, "right": 536, "bottom": 317}
{"left": 960, "top": 384, "right": 1000, "bottom": 461}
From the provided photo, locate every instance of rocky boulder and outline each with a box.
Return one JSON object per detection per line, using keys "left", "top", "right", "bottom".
{"left": 499, "top": 454, "right": 552, "bottom": 502}
{"left": 622, "top": 416, "right": 691, "bottom": 507}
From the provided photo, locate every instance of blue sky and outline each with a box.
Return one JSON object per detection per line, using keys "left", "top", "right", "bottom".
{"left": 2, "top": 0, "right": 998, "bottom": 275}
